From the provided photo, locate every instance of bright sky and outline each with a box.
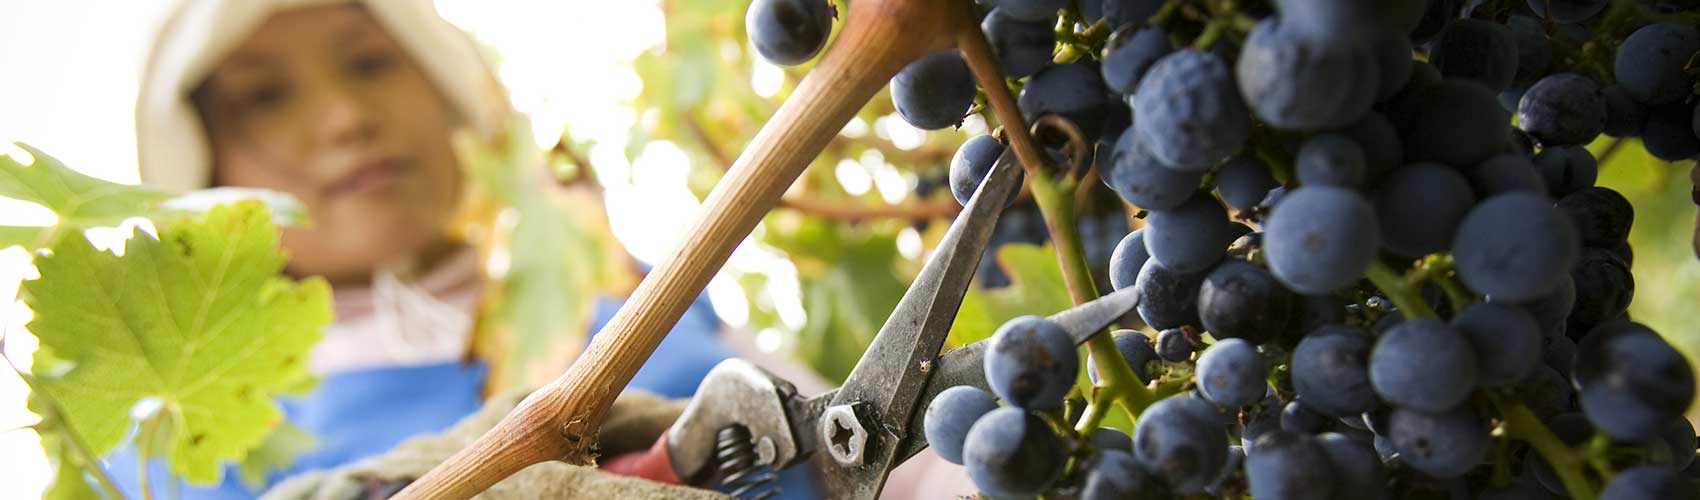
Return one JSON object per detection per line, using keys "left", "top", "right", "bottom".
{"left": 0, "top": 1, "right": 813, "bottom": 498}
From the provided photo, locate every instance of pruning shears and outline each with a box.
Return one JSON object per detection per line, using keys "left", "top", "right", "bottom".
{"left": 608, "top": 149, "right": 1140, "bottom": 499}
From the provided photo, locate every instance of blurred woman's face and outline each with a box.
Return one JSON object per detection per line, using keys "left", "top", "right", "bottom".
{"left": 196, "top": 5, "right": 463, "bottom": 285}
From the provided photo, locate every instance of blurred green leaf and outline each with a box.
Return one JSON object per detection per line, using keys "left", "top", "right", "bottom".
{"left": 947, "top": 243, "right": 1076, "bottom": 347}
{"left": 23, "top": 201, "right": 329, "bottom": 483}
{"left": 0, "top": 143, "right": 304, "bottom": 251}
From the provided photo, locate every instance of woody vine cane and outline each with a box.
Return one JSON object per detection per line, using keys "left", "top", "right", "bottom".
{"left": 387, "top": 1, "right": 1079, "bottom": 498}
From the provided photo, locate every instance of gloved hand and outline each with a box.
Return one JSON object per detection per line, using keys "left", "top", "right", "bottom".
{"left": 260, "top": 388, "right": 729, "bottom": 500}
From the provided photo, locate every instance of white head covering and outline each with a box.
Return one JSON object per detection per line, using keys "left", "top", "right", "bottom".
{"left": 135, "top": 0, "right": 507, "bottom": 193}
{"left": 133, "top": 0, "right": 508, "bottom": 372}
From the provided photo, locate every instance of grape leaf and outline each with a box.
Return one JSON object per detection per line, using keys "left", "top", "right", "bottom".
{"left": 947, "top": 243, "right": 1076, "bottom": 347}
{"left": 236, "top": 422, "right": 316, "bottom": 489}
{"left": 0, "top": 142, "right": 303, "bottom": 251}
{"left": 22, "top": 201, "right": 331, "bottom": 483}
{"left": 453, "top": 125, "right": 638, "bottom": 391}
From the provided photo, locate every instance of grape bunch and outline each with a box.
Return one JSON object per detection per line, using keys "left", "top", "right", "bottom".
{"left": 743, "top": 0, "right": 1700, "bottom": 498}
{"left": 899, "top": 0, "right": 1700, "bottom": 499}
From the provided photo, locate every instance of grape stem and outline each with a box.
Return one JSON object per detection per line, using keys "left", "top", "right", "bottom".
{"left": 1028, "top": 171, "right": 1158, "bottom": 422}
{"left": 1490, "top": 394, "right": 1599, "bottom": 500}
{"left": 1362, "top": 260, "right": 1439, "bottom": 320}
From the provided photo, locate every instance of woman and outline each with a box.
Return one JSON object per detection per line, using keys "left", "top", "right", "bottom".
{"left": 113, "top": 0, "right": 832, "bottom": 498}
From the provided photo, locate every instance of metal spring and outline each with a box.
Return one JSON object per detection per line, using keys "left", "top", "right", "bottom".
{"left": 714, "top": 425, "right": 781, "bottom": 500}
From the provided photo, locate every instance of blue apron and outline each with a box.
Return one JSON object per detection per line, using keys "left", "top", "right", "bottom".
{"left": 101, "top": 295, "right": 819, "bottom": 499}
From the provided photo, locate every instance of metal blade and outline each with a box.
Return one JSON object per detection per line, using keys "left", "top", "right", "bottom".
{"left": 799, "top": 150, "right": 1024, "bottom": 500}
{"left": 893, "top": 284, "right": 1140, "bottom": 460}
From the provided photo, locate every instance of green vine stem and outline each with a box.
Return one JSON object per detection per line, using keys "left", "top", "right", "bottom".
{"left": 0, "top": 333, "right": 128, "bottom": 500}
{"left": 1028, "top": 169, "right": 1157, "bottom": 425}
{"left": 1490, "top": 394, "right": 1599, "bottom": 500}
{"left": 135, "top": 412, "right": 165, "bottom": 500}
{"left": 1363, "top": 260, "right": 1439, "bottom": 320}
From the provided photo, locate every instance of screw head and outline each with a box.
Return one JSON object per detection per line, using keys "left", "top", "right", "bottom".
{"left": 821, "top": 404, "right": 869, "bottom": 465}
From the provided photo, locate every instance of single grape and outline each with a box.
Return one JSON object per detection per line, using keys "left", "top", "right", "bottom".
{"left": 1545, "top": 334, "right": 1579, "bottom": 379}
{"left": 984, "top": 316, "right": 1079, "bottom": 411}
{"left": 1134, "top": 50, "right": 1251, "bottom": 170}
{"left": 1102, "top": 0, "right": 1167, "bottom": 28}
{"left": 890, "top": 50, "right": 976, "bottom": 130}
{"left": 1263, "top": 186, "right": 1381, "bottom": 295}
{"left": 1316, "top": 432, "right": 1389, "bottom": 500}
{"left": 1453, "top": 192, "right": 1581, "bottom": 302}
{"left": 745, "top": 0, "right": 833, "bottom": 66}
{"left": 1600, "top": 466, "right": 1697, "bottom": 500}
{"left": 1102, "top": 125, "right": 1205, "bottom": 210}
{"left": 1574, "top": 321, "right": 1697, "bottom": 441}
{"left": 1079, "top": 449, "right": 1172, "bottom": 500}
{"left": 1373, "top": 162, "right": 1476, "bottom": 257}
{"left": 1196, "top": 339, "right": 1268, "bottom": 408}
{"left": 1641, "top": 100, "right": 1700, "bottom": 161}
{"left": 1089, "top": 329, "right": 1158, "bottom": 383}
{"left": 1268, "top": 0, "right": 1426, "bottom": 41}
{"left": 1019, "top": 61, "right": 1112, "bottom": 139}
{"left": 1637, "top": 0, "right": 1700, "bottom": 12}
{"left": 924, "top": 386, "right": 1001, "bottom": 464}
{"left": 1506, "top": 15, "right": 1554, "bottom": 87}
{"left": 1101, "top": 24, "right": 1171, "bottom": 95}
{"left": 1505, "top": 272, "right": 1575, "bottom": 337}
{"left": 1452, "top": 303, "right": 1542, "bottom": 386}
{"left": 1602, "top": 84, "right": 1649, "bottom": 137}
{"left": 1477, "top": 479, "right": 1558, "bottom": 500}
{"left": 1566, "top": 248, "right": 1634, "bottom": 337}
{"left": 995, "top": 0, "right": 1065, "bottom": 21}
{"left": 1214, "top": 155, "right": 1279, "bottom": 211}
{"left": 1468, "top": 154, "right": 1547, "bottom": 196}
{"left": 1155, "top": 327, "right": 1194, "bottom": 362}
{"left": 1557, "top": 186, "right": 1634, "bottom": 246}
{"left": 1237, "top": 19, "right": 1378, "bottom": 131}
{"left": 1135, "top": 261, "right": 1207, "bottom": 330}
{"left": 1295, "top": 134, "right": 1368, "bottom": 188}
{"left": 1395, "top": 78, "right": 1510, "bottom": 169}
{"left": 962, "top": 407, "right": 1066, "bottom": 498}
{"left": 1279, "top": 294, "right": 1348, "bottom": 345}
{"left": 1198, "top": 260, "right": 1298, "bottom": 345}
{"left": 948, "top": 135, "right": 1009, "bottom": 206}
{"left": 1245, "top": 430, "right": 1336, "bottom": 500}
{"left": 1614, "top": 23, "right": 1700, "bottom": 105}
{"left": 1134, "top": 396, "right": 1230, "bottom": 493}
{"left": 1281, "top": 400, "right": 1329, "bottom": 434}
{"left": 981, "top": 8, "right": 1057, "bottom": 79}
{"left": 1090, "top": 427, "right": 1134, "bottom": 453}
{"left": 1531, "top": 145, "right": 1598, "bottom": 198}
{"left": 1108, "top": 228, "right": 1150, "bottom": 291}
{"left": 1430, "top": 19, "right": 1519, "bottom": 92}
{"left": 1334, "top": 112, "right": 1403, "bottom": 182}
{"left": 1518, "top": 73, "right": 1607, "bottom": 147}
{"left": 1660, "top": 417, "right": 1698, "bottom": 470}
{"left": 1387, "top": 405, "right": 1490, "bottom": 478}
{"left": 1291, "top": 325, "right": 1379, "bottom": 417}
{"left": 1372, "top": 33, "right": 1415, "bottom": 103}
{"left": 1525, "top": 0, "right": 1609, "bottom": 23}
{"left": 1144, "top": 193, "right": 1234, "bottom": 273}
{"left": 1370, "top": 319, "right": 1479, "bottom": 412}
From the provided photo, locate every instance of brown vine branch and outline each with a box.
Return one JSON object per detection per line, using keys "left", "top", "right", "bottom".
{"left": 392, "top": 1, "right": 967, "bottom": 498}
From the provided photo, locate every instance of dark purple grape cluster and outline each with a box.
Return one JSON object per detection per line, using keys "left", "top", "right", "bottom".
{"left": 903, "top": 0, "right": 1700, "bottom": 499}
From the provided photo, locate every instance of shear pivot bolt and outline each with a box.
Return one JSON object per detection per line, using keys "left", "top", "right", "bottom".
{"left": 822, "top": 404, "right": 870, "bottom": 465}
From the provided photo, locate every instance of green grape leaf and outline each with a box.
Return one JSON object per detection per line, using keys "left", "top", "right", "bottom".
{"left": 0, "top": 143, "right": 304, "bottom": 251}
{"left": 22, "top": 201, "right": 331, "bottom": 484}
{"left": 947, "top": 243, "right": 1076, "bottom": 347}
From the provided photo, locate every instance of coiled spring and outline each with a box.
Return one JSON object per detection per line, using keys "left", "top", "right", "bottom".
{"left": 714, "top": 425, "right": 781, "bottom": 500}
